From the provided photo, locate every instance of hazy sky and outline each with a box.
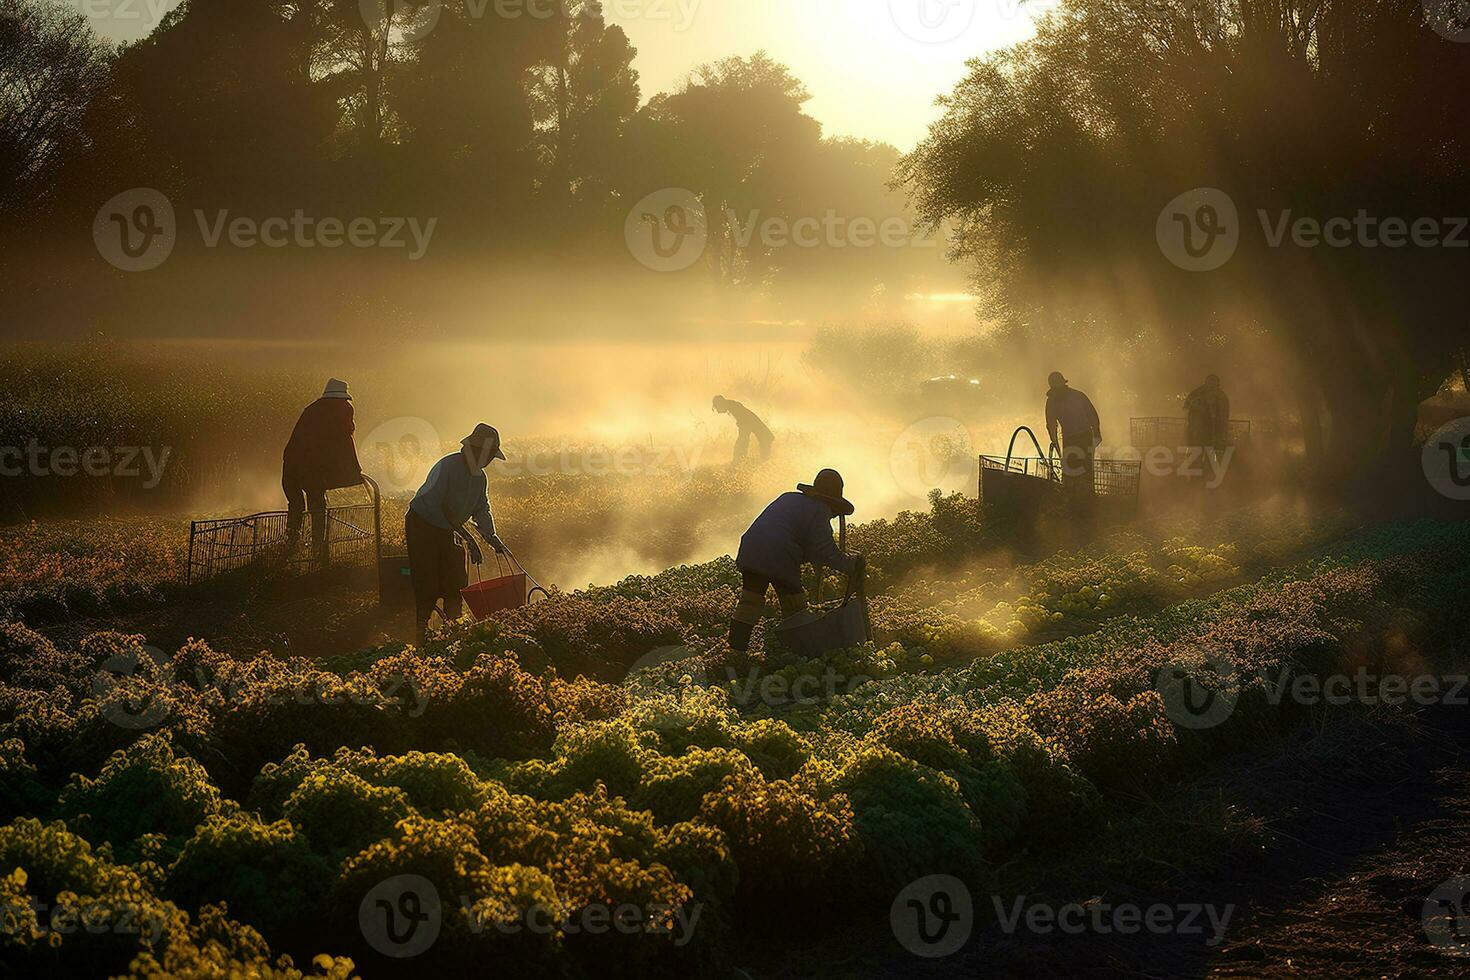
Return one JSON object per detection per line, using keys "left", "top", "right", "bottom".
{"left": 82, "top": 0, "right": 1045, "bottom": 150}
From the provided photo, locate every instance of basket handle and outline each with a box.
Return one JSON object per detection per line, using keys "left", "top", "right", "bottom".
{"left": 1007, "top": 426, "right": 1049, "bottom": 467}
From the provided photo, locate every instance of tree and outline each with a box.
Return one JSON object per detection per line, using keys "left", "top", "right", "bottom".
{"left": 900, "top": 0, "right": 1470, "bottom": 468}
{"left": 642, "top": 52, "right": 822, "bottom": 284}
{"left": 0, "top": 0, "right": 113, "bottom": 218}
{"left": 525, "top": 0, "right": 639, "bottom": 207}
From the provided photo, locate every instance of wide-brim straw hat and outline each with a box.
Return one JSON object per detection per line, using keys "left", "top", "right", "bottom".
{"left": 798, "top": 468, "right": 854, "bottom": 517}
{"left": 461, "top": 423, "right": 507, "bottom": 464}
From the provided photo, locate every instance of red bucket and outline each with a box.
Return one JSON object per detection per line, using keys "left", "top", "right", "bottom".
{"left": 461, "top": 572, "right": 527, "bottom": 620}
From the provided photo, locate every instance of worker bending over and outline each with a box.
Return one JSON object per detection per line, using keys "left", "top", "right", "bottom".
{"left": 407, "top": 423, "right": 507, "bottom": 644}
{"left": 729, "top": 468, "right": 860, "bottom": 652}
{"left": 713, "top": 395, "right": 774, "bottom": 463}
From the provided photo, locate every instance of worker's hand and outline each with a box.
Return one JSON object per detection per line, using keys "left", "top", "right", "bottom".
{"left": 488, "top": 534, "right": 507, "bottom": 556}
{"left": 466, "top": 538, "right": 484, "bottom": 565}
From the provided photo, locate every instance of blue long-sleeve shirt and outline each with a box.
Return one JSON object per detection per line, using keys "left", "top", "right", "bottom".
{"left": 409, "top": 453, "right": 495, "bottom": 539}
{"left": 737, "top": 492, "right": 855, "bottom": 585}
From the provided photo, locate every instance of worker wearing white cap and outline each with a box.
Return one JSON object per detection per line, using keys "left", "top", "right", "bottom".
{"left": 282, "top": 379, "right": 363, "bottom": 566}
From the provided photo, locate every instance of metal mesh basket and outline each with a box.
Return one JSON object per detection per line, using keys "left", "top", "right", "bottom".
{"left": 1130, "top": 417, "right": 1253, "bottom": 449}
{"left": 186, "top": 479, "right": 381, "bottom": 585}
{"left": 980, "top": 427, "right": 1141, "bottom": 500}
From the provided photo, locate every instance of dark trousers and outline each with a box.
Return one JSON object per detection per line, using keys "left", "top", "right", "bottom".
{"left": 734, "top": 429, "right": 774, "bottom": 463}
{"left": 282, "top": 472, "right": 328, "bottom": 566}
{"left": 406, "top": 510, "right": 467, "bottom": 641}
{"left": 729, "top": 570, "right": 804, "bottom": 652}
{"left": 1060, "top": 440, "right": 1097, "bottom": 499}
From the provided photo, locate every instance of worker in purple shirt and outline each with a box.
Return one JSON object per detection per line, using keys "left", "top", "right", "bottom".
{"left": 729, "top": 469, "right": 860, "bottom": 652}
{"left": 406, "top": 423, "right": 507, "bottom": 643}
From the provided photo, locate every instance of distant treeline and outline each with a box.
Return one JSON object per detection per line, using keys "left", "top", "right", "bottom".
{"left": 0, "top": 0, "right": 948, "bottom": 330}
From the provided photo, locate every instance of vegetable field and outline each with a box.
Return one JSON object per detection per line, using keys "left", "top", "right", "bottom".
{"left": 3, "top": 481, "right": 1466, "bottom": 977}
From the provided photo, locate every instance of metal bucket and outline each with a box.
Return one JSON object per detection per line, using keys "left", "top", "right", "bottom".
{"left": 777, "top": 597, "right": 871, "bottom": 656}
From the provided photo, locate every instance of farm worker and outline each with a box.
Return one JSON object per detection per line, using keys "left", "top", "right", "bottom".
{"left": 1185, "top": 374, "right": 1232, "bottom": 453}
{"left": 282, "top": 378, "right": 363, "bottom": 567}
{"left": 712, "top": 395, "right": 774, "bottom": 463}
{"left": 406, "top": 423, "right": 508, "bottom": 644}
{"left": 729, "top": 469, "right": 861, "bottom": 653}
{"left": 1045, "top": 371, "right": 1102, "bottom": 498}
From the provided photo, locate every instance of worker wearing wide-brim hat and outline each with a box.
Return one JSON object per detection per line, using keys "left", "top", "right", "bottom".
{"left": 406, "top": 423, "right": 508, "bottom": 643}
{"left": 729, "top": 468, "right": 860, "bottom": 652}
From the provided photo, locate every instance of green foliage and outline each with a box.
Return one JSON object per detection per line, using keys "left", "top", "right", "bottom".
{"left": 57, "top": 735, "right": 223, "bottom": 860}
{"left": 167, "top": 816, "right": 332, "bottom": 935}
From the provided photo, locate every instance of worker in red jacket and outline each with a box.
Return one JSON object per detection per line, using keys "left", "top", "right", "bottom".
{"left": 282, "top": 379, "right": 363, "bottom": 567}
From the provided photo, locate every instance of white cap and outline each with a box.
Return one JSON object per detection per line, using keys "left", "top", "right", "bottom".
{"left": 322, "top": 378, "right": 351, "bottom": 400}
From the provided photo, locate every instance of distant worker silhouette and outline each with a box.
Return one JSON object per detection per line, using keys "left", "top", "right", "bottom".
{"left": 282, "top": 378, "right": 363, "bottom": 568}
{"left": 1185, "top": 374, "right": 1232, "bottom": 456}
{"left": 729, "top": 469, "right": 860, "bottom": 653}
{"left": 1045, "top": 371, "right": 1102, "bottom": 498}
{"left": 713, "top": 395, "right": 774, "bottom": 464}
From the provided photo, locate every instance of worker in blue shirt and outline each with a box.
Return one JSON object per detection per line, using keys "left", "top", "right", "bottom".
{"left": 729, "top": 468, "right": 860, "bottom": 652}
{"left": 407, "top": 423, "right": 507, "bottom": 642}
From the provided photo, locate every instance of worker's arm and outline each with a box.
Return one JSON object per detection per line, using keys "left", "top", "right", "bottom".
{"left": 470, "top": 488, "right": 504, "bottom": 554}
{"left": 1085, "top": 394, "right": 1102, "bottom": 443}
{"left": 803, "top": 512, "right": 856, "bottom": 575}
{"left": 1045, "top": 397, "right": 1060, "bottom": 448}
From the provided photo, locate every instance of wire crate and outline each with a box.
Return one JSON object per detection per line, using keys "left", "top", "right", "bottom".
{"left": 1130, "top": 417, "right": 1253, "bottom": 450}
{"left": 186, "top": 479, "right": 381, "bottom": 585}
